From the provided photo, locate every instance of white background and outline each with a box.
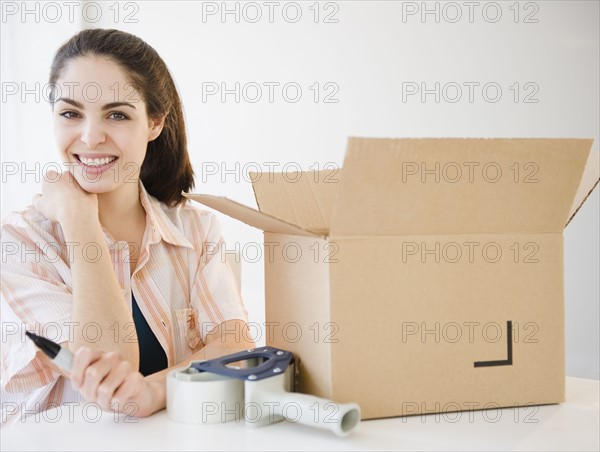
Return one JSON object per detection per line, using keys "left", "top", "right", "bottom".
{"left": 1, "top": 1, "right": 598, "bottom": 378}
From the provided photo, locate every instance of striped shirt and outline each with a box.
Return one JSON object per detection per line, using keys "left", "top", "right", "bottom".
{"left": 0, "top": 181, "right": 248, "bottom": 426}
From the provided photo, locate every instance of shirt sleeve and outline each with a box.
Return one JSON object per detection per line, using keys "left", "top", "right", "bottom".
{"left": 0, "top": 213, "right": 74, "bottom": 393}
{"left": 188, "top": 211, "right": 248, "bottom": 343}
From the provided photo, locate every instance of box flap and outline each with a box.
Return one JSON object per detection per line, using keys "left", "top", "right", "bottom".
{"left": 250, "top": 170, "right": 339, "bottom": 236}
{"left": 566, "top": 150, "right": 600, "bottom": 227}
{"left": 330, "top": 138, "right": 594, "bottom": 236}
{"left": 182, "top": 194, "right": 319, "bottom": 237}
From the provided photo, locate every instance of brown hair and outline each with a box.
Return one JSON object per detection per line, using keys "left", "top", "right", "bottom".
{"left": 49, "top": 28, "right": 194, "bottom": 206}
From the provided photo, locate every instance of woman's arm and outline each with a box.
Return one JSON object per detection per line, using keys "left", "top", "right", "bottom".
{"left": 33, "top": 171, "right": 139, "bottom": 369}
{"left": 61, "top": 214, "right": 140, "bottom": 369}
{"left": 65, "top": 319, "right": 255, "bottom": 417}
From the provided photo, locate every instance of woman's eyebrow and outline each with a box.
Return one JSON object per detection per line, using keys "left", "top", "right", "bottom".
{"left": 54, "top": 97, "right": 83, "bottom": 108}
{"left": 101, "top": 101, "right": 137, "bottom": 110}
{"left": 54, "top": 98, "right": 137, "bottom": 110}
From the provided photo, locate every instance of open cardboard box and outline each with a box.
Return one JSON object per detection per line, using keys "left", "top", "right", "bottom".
{"left": 184, "top": 138, "right": 599, "bottom": 419}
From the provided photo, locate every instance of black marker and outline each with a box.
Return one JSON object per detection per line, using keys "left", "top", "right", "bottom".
{"left": 26, "top": 331, "right": 73, "bottom": 372}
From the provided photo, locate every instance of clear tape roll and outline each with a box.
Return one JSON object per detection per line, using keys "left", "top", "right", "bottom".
{"left": 166, "top": 367, "right": 244, "bottom": 424}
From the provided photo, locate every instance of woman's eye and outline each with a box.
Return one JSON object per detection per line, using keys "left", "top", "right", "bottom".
{"left": 59, "top": 111, "right": 80, "bottom": 119}
{"left": 109, "top": 112, "right": 129, "bottom": 121}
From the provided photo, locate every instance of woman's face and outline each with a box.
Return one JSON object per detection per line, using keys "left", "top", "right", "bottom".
{"left": 53, "top": 55, "right": 163, "bottom": 194}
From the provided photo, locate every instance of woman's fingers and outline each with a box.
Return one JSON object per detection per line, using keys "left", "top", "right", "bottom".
{"left": 95, "top": 357, "right": 135, "bottom": 408}
{"left": 30, "top": 169, "right": 98, "bottom": 223}
{"left": 78, "top": 352, "right": 123, "bottom": 403}
{"left": 110, "top": 371, "right": 145, "bottom": 408}
{"left": 70, "top": 346, "right": 105, "bottom": 390}
{"left": 71, "top": 348, "right": 146, "bottom": 412}
{"left": 43, "top": 169, "right": 59, "bottom": 182}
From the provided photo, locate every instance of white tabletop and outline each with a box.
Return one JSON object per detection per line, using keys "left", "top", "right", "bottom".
{"left": 2, "top": 377, "right": 598, "bottom": 451}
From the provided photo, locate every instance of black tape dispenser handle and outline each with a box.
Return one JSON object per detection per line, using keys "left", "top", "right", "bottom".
{"left": 191, "top": 346, "right": 294, "bottom": 381}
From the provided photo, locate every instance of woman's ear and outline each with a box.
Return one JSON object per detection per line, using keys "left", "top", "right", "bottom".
{"left": 148, "top": 114, "right": 167, "bottom": 142}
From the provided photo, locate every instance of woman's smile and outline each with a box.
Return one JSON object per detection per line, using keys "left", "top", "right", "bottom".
{"left": 74, "top": 152, "right": 119, "bottom": 168}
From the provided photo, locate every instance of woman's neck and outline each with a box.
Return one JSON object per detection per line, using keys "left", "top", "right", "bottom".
{"left": 97, "top": 182, "right": 146, "bottom": 232}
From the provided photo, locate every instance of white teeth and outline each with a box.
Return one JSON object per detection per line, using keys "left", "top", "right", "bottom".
{"left": 79, "top": 156, "right": 117, "bottom": 167}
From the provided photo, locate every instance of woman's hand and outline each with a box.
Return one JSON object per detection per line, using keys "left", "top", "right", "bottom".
{"left": 70, "top": 347, "right": 162, "bottom": 418}
{"left": 32, "top": 170, "right": 99, "bottom": 226}
{"left": 67, "top": 320, "right": 255, "bottom": 419}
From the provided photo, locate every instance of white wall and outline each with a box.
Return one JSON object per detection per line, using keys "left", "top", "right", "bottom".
{"left": 1, "top": 1, "right": 598, "bottom": 378}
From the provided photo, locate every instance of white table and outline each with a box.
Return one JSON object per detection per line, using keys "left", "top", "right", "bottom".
{"left": 2, "top": 377, "right": 598, "bottom": 451}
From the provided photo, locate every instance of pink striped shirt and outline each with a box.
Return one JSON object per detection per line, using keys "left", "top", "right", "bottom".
{"left": 0, "top": 181, "right": 247, "bottom": 426}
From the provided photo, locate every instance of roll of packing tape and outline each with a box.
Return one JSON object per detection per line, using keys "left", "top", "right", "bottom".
{"left": 166, "top": 366, "right": 244, "bottom": 424}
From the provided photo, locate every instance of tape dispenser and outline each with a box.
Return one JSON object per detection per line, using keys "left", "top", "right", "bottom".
{"left": 167, "top": 346, "right": 360, "bottom": 437}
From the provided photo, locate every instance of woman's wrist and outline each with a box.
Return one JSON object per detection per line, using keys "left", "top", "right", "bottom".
{"left": 143, "top": 378, "right": 167, "bottom": 416}
{"left": 59, "top": 210, "right": 101, "bottom": 238}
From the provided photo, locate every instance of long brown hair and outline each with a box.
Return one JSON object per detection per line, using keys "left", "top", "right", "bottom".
{"left": 49, "top": 28, "right": 194, "bottom": 206}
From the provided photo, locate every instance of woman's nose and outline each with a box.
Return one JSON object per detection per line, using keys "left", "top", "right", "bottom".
{"left": 79, "top": 120, "right": 106, "bottom": 148}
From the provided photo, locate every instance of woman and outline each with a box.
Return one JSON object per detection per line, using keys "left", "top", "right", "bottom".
{"left": 1, "top": 29, "right": 254, "bottom": 424}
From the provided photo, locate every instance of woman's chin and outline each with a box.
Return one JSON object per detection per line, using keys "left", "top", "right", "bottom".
{"left": 71, "top": 168, "right": 132, "bottom": 194}
{"left": 81, "top": 185, "right": 115, "bottom": 194}
{"left": 75, "top": 178, "right": 120, "bottom": 194}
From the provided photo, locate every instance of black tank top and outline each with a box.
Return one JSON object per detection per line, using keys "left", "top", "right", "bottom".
{"left": 131, "top": 294, "right": 168, "bottom": 376}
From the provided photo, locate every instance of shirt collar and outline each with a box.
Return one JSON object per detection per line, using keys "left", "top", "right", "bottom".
{"left": 139, "top": 180, "right": 194, "bottom": 249}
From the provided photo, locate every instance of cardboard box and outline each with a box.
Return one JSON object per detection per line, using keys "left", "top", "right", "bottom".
{"left": 185, "top": 138, "right": 599, "bottom": 419}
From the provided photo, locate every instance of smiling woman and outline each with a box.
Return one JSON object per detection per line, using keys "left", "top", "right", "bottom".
{"left": 51, "top": 55, "right": 162, "bottom": 198}
{"left": 0, "top": 29, "right": 254, "bottom": 425}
